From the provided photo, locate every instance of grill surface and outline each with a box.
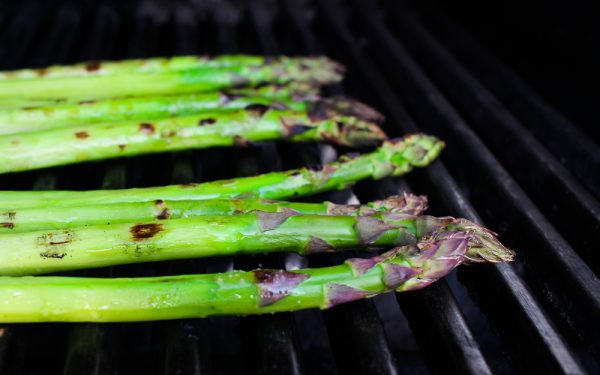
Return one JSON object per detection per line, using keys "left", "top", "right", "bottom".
{"left": 0, "top": 1, "right": 599, "bottom": 374}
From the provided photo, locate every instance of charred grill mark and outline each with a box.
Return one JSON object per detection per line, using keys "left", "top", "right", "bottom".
{"left": 139, "top": 123, "right": 155, "bottom": 134}
{"left": 40, "top": 252, "right": 66, "bottom": 259}
{"left": 0, "top": 222, "right": 15, "bottom": 229}
{"left": 36, "top": 68, "right": 48, "bottom": 76}
{"left": 253, "top": 269, "right": 310, "bottom": 307}
{"left": 233, "top": 135, "right": 253, "bottom": 147}
{"left": 75, "top": 131, "right": 89, "bottom": 139}
{"left": 2, "top": 211, "right": 16, "bottom": 221}
{"left": 199, "top": 118, "right": 216, "bottom": 126}
{"left": 37, "top": 230, "right": 74, "bottom": 259}
{"left": 244, "top": 103, "right": 269, "bottom": 118}
{"left": 118, "top": 144, "right": 126, "bottom": 151}
{"left": 179, "top": 182, "right": 197, "bottom": 188}
{"left": 130, "top": 223, "right": 164, "bottom": 241}
{"left": 85, "top": 61, "right": 101, "bottom": 72}
{"left": 78, "top": 100, "right": 96, "bottom": 105}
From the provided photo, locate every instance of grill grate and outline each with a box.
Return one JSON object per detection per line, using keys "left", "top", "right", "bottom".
{"left": 0, "top": 1, "right": 599, "bottom": 374}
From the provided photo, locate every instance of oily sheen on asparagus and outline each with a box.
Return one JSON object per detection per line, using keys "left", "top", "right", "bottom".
{"left": 0, "top": 83, "right": 327, "bottom": 135}
{"left": 0, "top": 221, "right": 514, "bottom": 322}
{"left": 0, "top": 213, "right": 510, "bottom": 275}
{"left": 0, "top": 55, "right": 327, "bottom": 80}
{"left": 0, "top": 101, "right": 386, "bottom": 174}
{"left": 0, "top": 194, "right": 426, "bottom": 233}
{"left": 0, "top": 56, "right": 344, "bottom": 103}
{"left": 0, "top": 134, "right": 444, "bottom": 210}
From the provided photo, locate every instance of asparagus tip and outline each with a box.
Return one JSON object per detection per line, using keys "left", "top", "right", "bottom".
{"left": 385, "top": 134, "right": 445, "bottom": 168}
{"left": 295, "top": 56, "right": 345, "bottom": 85}
{"left": 446, "top": 219, "right": 516, "bottom": 263}
{"left": 368, "top": 193, "right": 428, "bottom": 216}
{"left": 309, "top": 96, "right": 385, "bottom": 123}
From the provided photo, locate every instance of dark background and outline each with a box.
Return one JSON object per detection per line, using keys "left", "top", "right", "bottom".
{"left": 431, "top": 0, "right": 598, "bottom": 142}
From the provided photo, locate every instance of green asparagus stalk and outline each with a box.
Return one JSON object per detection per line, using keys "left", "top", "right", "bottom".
{"left": 0, "top": 221, "right": 514, "bottom": 322}
{"left": 0, "top": 57, "right": 344, "bottom": 103}
{"left": 0, "top": 212, "right": 509, "bottom": 276}
{"left": 0, "top": 194, "right": 427, "bottom": 234}
{"left": 0, "top": 93, "right": 379, "bottom": 136}
{"left": 0, "top": 102, "right": 386, "bottom": 174}
{"left": 0, "top": 134, "right": 444, "bottom": 210}
{"left": 0, "top": 55, "right": 325, "bottom": 80}
{"left": 0, "top": 82, "right": 320, "bottom": 110}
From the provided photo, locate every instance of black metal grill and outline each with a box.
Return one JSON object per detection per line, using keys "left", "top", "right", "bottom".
{"left": 0, "top": 1, "right": 598, "bottom": 374}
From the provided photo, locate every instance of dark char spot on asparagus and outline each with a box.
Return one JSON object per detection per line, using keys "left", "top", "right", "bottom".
{"left": 75, "top": 131, "right": 89, "bottom": 139}
{"left": 130, "top": 223, "right": 164, "bottom": 241}
{"left": 139, "top": 123, "right": 155, "bottom": 134}
{"left": 85, "top": 62, "right": 101, "bottom": 72}
{"left": 199, "top": 118, "right": 216, "bottom": 126}
{"left": 244, "top": 103, "right": 269, "bottom": 118}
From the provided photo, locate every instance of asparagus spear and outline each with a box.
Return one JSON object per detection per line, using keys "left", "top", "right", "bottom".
{"left": 0, "top": 102, "right": 386, "bottom": 174}
{"left": 0, "top": 213, "right": 504, "bottom": 276}
{"left": 0, "top": 57, "right": 344, "bottom": 102}
{"left": 0, "top": 93, "right": 378, "bottom": 136}
{"left": 0, "top": 221, "right": 514, "bottom": 322}
{"left": 0, "top": 134, "right": 444, "bottom": 210}
{"left": 0, "top": 55, "right": 327, "bottom": 80}
{"left": 0, "top": 194, "right": 426, "bottom": 234}
{"left": 0, "top": 82, "right": 319, "bottom": 110}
